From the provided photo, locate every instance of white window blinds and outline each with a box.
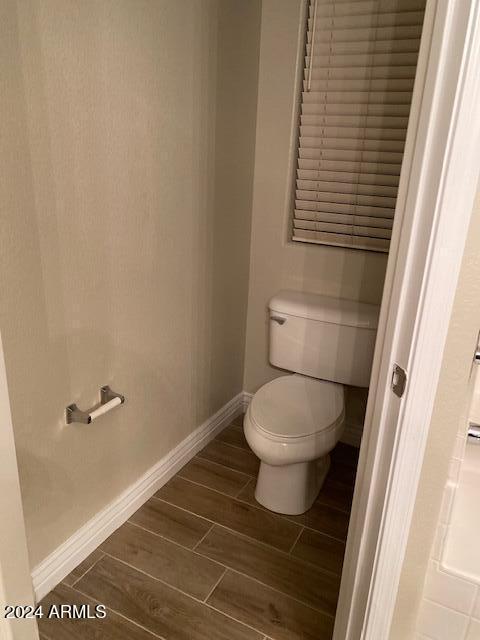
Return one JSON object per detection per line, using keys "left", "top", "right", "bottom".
{"left": 293, "top": 0, "right": 426, "bottom": 252}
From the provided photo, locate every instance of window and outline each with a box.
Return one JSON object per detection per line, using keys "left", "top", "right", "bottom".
{"left": 292, "top": 0, "right": 426, "bottom": 252}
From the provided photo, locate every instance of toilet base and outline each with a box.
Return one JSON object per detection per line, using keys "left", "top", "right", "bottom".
{"left": 254, "top": 455, "right": 331, "bottom": 515}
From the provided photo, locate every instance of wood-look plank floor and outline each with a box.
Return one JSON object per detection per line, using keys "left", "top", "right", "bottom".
{"left": 39, "top": 416, "right": 358, "bottom": 640}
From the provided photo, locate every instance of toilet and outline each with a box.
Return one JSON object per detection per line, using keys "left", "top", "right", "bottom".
{"left": 244, "top": 290, "right": 379, "bottom": 515}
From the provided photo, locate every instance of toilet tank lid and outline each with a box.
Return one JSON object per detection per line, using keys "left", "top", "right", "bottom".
{"left": 269, "top": 290, "right": 380, "bottom": 329}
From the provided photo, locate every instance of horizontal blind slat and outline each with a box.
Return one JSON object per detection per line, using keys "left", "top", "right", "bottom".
{"left": 300, "top": 125, "right": 408, "bottom": 140}
{"left": 300, "top": 114, "right": 409, "bottom": 128}
{"left": 295, "top": 220, "right": 356, "bottom": 234}
{"left": 307, "top": 24, "right": 423, "bottom": 42}
{"left": 305, "top": 65, "right": 418, "bottom": 80}
{"left": 297, "top": 168, "right": 400, "bottom": 186}
{"left": 296, "top": 189, "right": 396, "bottom": 207}
{"left": 299, "top": 147, "right": 404, "bottom": 163}
{"left": 305, "top": 38, "right": 421, "bottom": 55}
{"left": 302, "top": 90, "right": 413, "bottom": 105}
{"left": 305, "top": 51, "right": 420, "bottom": 67}
{"left": 294, "top": 210, "right": 394, "bottom": 229}
{"left": 307, "top": 10, "right": 425, "bottom": 30}
{"left": 299, "top": 136, "right": 406, "bottom": 152}
{"left": 303, "top": 77, "right": 415, "bottom": 92}
{"left": 310, "top": 0, "right": 426, "bottom": 19}
{"left": 301, "top": 102, "right": 411, "bottom": 116}
{"left": 293, "top": 229, "right": 390, "bottom": 252}
{"left": 353, "top": 225, "right": 391, "bottom": 239}
{"left": 295, "top": 199, "right": 395, "bottom": 218}
{"left": 297, "top": 157, "right": 402, "bottom": 175}
{"left": 296, "top": 179, "right": 398, "bottom": 197}
{"left": 294, "top": 219, "right": 392, "bottom": 239}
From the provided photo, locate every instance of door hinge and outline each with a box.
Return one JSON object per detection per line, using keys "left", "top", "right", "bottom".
{"left": 391, "top": 363, "right": 407, "bottom": 398}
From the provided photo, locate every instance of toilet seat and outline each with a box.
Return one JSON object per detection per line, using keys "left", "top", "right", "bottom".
{"left": 243, "top": 374, "right": 346, "bottom": 509}
{"left": 249, "top": 374, "right": 344, "bottom": 440}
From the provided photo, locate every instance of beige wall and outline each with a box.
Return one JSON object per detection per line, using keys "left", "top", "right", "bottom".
{"left": 0, "top": 0, "right": 260, "bottom": 568}
{"left": 243, "top": 0, "right": 388, "bottom": 396}
{"left": 390, "top": 192, "right": 480, "bottom": 639}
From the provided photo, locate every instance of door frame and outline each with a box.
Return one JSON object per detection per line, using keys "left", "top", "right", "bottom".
{"left": 334, "top": 0, "right": 480, "bottom": 638}
{"left": 0, "top": 333, "right": 39, "bottom": 640}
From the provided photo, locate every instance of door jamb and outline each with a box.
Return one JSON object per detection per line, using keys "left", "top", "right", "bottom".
{"left": 0, "top": 333, "right": 38, "bottom": 640}
{"left": 334, "top": 1, "right": 480, "bottom": 638}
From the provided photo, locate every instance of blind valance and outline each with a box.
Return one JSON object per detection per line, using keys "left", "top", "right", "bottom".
{"left": 293, "top": 0, "right": 425, "bottom": 252}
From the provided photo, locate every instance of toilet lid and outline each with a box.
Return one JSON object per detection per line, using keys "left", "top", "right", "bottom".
{"left": 249, "top": 375, "right": 344, "bottom": 438}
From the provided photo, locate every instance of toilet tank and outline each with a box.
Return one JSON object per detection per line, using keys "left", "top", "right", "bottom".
{"left": 269, "top": 290, "right": 380, "bottom": 388}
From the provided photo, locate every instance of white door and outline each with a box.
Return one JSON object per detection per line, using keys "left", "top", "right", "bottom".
{"left": 0, "top": 333, "right": 38, "bottom": 640}
{"left": 334, "top": 0, "right": 480, "bottom": 638}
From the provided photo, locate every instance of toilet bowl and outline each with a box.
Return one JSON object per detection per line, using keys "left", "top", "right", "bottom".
{"left": 243, "top": 289, "right": 379, "bottom": 516}
{"left": 244, "top": 374, "right": 345, "bottom": 515}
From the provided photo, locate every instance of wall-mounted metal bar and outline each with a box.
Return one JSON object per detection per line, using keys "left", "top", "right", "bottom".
{"left": 66, "top": 386, "right": 125, "bottom": 425}
{"left": 468, "top": 422, "right": 480, "bottom": 443}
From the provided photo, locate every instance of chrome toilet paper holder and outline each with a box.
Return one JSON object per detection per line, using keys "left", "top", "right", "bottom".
{"left": 66, "top": 385, "right": 125, "bottom": 425}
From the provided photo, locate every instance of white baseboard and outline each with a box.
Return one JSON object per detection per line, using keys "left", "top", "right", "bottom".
{"left": 241, "top": 391, "right": 253, "bottom": 411}
{"left": 31, "top": 392, "right": 244, "bottom": 602}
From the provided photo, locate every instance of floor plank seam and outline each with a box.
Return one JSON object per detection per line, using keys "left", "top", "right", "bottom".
{"left": 151, "top": 492, "right": 347, "bottom": 571}
{"left": 109, "top": 522, "right": 340, "bottom": 600}
{"left": 150, "top": 490, "right": 302, "bottom": 553}
{"left": 282, "top": 500, "right": 351, "bottom": 523}
{"left": 204, "top": 597, "right": 270, "bottom": 638}
{"left": 192, "top": 522, "right": 216, "bottom": 551}
{"left": 288, "top": 526, "right": 305, "bottom": 554}
{"left": 213, "top": 437, "right": 251, "bottom": 453}
{"left": 271, "top": 507, "right": 348, "bottom": 542}
{"left": 181, "top": 454, "right": 253, "bottom": 480}
{"left": 199, "top": 437, "right": 257, "bottom": 457}
{"left": 69, "top": 552, "right": 106, "bottom": 588}
{"left": 233, "top": 486, "right": 351, "bottom": 533}
{"left": 196, "top": 523, "right": 343, "bottom": 581}
{"left": 100, "top": 545, "right": 336, "bottom": 620}
{"left": 176, "top": 474, "right": 250, "bottom": 500}
{"left": 149, "top": 491, "right": 344, "bottom": 578}
{"left": 203, "top": 567, "right": 227, "bottom": 603}
{"left": 122, "top": 520, "right": 224, "bottom": 572}
{"left": 296, "top": 524, "right": 347, "bottom": 544}
{"left": 168, "top": 474, "right": 258, "bottom": 502}
{"left": 176, "top": 467, "right": 255, "bottom": 500}
{"left": 99, "top": 552, "right": 211, "bottom": 605}
{"left": 235, "top": 475, "right": 253, "bottom": 498}
{"left": 68, "top": 581, "right": 167, "bottom": 640}
{"left": 313, "top": 502, "right": 351, "bottom": 516}
{"left": 196, "top": 449, "right": 258, "bottom": 477}
{"left": 122, "top": 516, "right": 342, "bottom": 588}
{"left": 105, "top": 518, "right": 310, "bottom": 594}
{"left": 96, "top": 553, "right": 267, "bottom": 638}
{"left": 236, "top": 477, "right": 255, "bottom": 498}
{"left": 224, "top": 567, "right": 337, "bottom": 619}
{"left": 228, "top": 426, "right": 245, "bottom": 435}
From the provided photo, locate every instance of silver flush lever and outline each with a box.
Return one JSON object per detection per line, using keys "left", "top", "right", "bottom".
{"left": 270, "top": 315, "right": 286, "bottom": 325}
